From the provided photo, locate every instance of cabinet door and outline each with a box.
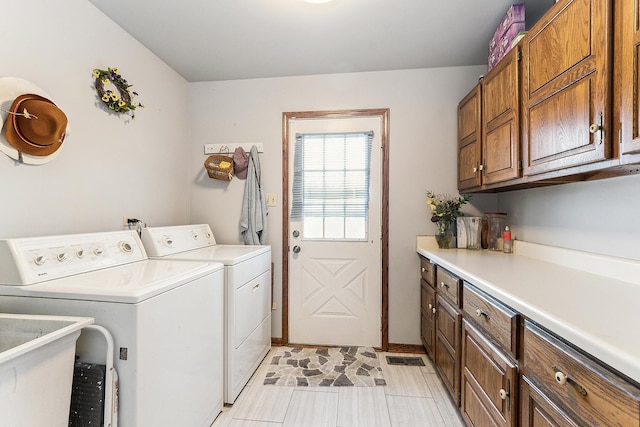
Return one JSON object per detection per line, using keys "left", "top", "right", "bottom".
{"left": 461, "top": 320, "right": 518, "bottom": 427}
{"left": 619, "top": 0, "right": 640, "bottom": 163}
{"left": 482, "top": 46, "right": 521, "bottom": 185}
{"left": 521, "top": 376, "right": 581, "bottom": 427}
{"left": 420, "top": 281, "right": 436, "bottom": 359}
{"left": 435, "top": 293, "right": 462, "bottom": 406}
{"left": 458, "top": 84, "right": 482, "bottom": 191}
{"left": 521, "top": 0, "right": 612, "bottom": 176}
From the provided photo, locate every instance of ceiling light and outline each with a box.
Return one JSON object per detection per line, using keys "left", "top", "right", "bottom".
{"left": 304, "top": 0, "right": 333, "bottom": 3}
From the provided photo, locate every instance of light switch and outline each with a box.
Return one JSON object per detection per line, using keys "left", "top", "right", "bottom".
{"left": 266, "top": 193, "right": 277, "bottom": 207}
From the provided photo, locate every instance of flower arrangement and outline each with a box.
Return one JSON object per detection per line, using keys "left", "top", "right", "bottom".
{"left": 93, "top": 67, "right": 143, "bottom": 118}
{"left": 426, "top": 190, "right": 471, "bottom": 234}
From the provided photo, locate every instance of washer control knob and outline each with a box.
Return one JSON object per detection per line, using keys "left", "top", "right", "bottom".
{"left": 34, "top": 255, "right": 46, "bottom": 266}
{"left": 119, "top": 241, "right": 133, "bottom": 254}
{"left": 94, "top": 248, "right": 104, "bottom": 256}
{"left": 206, "top": 232, "right": 212, "bottom": 239}
{"left": 57, "top": 252, "right": 69, "bottom": 262}
{"left": 76, "top": 249, "right": 85, "bottom": 259}
{"left": 161, "top": 236, "right": 173, "bottom": 247}
{"left": 192, "top": 233, "right": 198, "bottom": 240}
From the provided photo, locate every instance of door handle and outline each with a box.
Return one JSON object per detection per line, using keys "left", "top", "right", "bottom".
{"left": 292, "top": 245, "right": 301, "bottom": 254}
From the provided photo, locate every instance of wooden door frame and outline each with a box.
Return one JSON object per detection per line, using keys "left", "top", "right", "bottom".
{"left": 281, "top": 108, "right": 390, "bottom": 351}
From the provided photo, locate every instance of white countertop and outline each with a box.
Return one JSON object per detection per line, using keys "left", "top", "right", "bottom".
{"left": 416, "top": 236, "right": 640, "bottom": 384}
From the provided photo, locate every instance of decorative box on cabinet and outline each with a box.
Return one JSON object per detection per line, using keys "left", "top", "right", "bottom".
{"left": 521, "top": 0, "right": 613, "bottom": 176}
{"left": 522, "top": 320, "right": 640, "bottom": 427}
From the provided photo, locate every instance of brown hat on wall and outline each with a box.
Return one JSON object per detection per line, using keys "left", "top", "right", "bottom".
{"left": 4, "top": 94, "right": 68, "bottom": 157}
{"left": 0, "top": 77, "right": 71, "bottom": 165}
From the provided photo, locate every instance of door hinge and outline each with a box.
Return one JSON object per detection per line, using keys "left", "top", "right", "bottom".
{"left": 517, "top": 50, "right": 522, "bottom": 62}
{"left": 619, "top": 127, "right": 622, "bottom": 144}
{"left": 518, "top": 160, "right": 523, "bottom": 170}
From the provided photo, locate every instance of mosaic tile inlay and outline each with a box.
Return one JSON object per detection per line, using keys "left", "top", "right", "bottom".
{"left": 263, "top": 346, "right": 386, "bottom": 387}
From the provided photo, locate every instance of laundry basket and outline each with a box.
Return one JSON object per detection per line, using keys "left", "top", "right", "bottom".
{"left": 204, "top": 154, "right": 234, "bottom": 181}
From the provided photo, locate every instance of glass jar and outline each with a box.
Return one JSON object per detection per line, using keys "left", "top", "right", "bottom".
{"left": 484, "top": 212, "right": 507, "bottom": 251}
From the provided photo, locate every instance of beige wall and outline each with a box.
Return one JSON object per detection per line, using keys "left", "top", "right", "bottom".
{"left": 0, "top": 0, "right": 191, "bottom": 238}
{"left": 188, "top": 67, "right": 497, "bottom": 345}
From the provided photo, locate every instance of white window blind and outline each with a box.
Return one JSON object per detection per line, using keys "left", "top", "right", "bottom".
{"left": 291, "top": 131, "right": 373, "bottom": 239}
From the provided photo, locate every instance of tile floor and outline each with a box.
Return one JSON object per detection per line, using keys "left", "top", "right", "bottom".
{"left": 212, "top": 350, "right": 466, "bottom": 427}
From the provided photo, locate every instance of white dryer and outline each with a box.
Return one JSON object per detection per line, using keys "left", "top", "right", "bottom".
{"left": 0, "top": 230, "right": 224, "bottom": 427}
{"left": 140, "top": 224, "right": 271, "bottom": 404}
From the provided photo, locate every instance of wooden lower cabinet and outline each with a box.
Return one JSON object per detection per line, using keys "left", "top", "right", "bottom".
{"left": 520, "top": 375, "right": 581, "bottom": 427}
{"left": 435, "top": 293, "right": 462, "bottom": 405}
{"left": 461, "top": 320, "right": 518, "bottom": 427}
{"left": 420, "top": 280, "right": 436, "bottom": 359}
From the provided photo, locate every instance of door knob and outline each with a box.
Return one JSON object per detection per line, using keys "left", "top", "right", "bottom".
{"left": 293, "top": 245, "right": 301, "bottom": 254}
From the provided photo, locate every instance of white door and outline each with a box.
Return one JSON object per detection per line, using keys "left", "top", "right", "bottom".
{"left": 288, "top": 116, "right": 382, "bottom": 347}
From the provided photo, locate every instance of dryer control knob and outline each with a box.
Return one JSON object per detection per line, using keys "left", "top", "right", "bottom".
{"left": 161, "top": 236, "right": 173, "bottom": 247}
{"left": 76, "top": 249, "right": 85, "bottom": 258}
{"left": 94, "top": 248, "right": 104, "bottom": 256}
{"left": 34, "top": 255, "right": 46, "bottom": 266}
{"left": 119, "top": 241, "right": 133, "bottom": 254}
{"left": 192, "top": 233, "right": 198, "bottom": 240}
{"left": 57, "top": 252, "right": 69, "bottom": 262}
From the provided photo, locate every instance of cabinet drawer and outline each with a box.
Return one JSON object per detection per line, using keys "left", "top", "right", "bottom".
{"left": 420, "top": 256, "right": 436, "bottom": 286}
{"left": 523, "top": 321, "right": 640, "bottom": 427}
{"left": 436, "top": 267, "right": 461, "bottom": 306}
{"left": 463, "top": 282, "right": 518, "bottom": 356}
{"left": 462, "top": 320, "right": 518, "bottom": 427}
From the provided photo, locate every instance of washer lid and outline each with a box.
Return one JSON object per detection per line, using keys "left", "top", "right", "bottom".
{"left": 156, "top": 244, "right": 271, "bottom": 265}
{"left": 0, "top": 259, "right": 223, "bottom": 303}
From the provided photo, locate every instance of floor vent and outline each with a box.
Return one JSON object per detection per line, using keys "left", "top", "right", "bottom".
{"left": 385, "top": 356, "right": 425, "bottom": 366}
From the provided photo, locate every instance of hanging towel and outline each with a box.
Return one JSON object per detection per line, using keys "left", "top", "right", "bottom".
{"left": 240, "top": 145, "right": 268, "bottom": 244}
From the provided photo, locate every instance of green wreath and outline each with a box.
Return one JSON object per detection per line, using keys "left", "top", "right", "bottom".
{"left": 93, "top": 67, "right": 143, "bottom": 118}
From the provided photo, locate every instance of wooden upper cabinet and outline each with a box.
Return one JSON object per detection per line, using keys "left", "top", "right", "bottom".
{"left": 482, "top": 46, "right": 521, "bottom": 185}
{"left": 458, "top": 84, "right": 482, "bottom": 191}
{"left": 521, "top": 0, "right": 613, "bottom": 176}
{"left": 619, "top": 0, "right": 640, "bottom": 163}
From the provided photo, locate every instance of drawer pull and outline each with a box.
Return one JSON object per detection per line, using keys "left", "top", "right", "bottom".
{"left": 554, "top": 368, "right": 588, "bottom": 396}
{"left": 252, "top": 283, "right": 260, "bottom": 292}
{"left": 475, "top": 308, "right": 489, "bottom": 319}
{"left": 499, "top": 388, "right": 508, "bottom": 400}
{"left": 440, "top": 281, "right": 449, "bottom": 289}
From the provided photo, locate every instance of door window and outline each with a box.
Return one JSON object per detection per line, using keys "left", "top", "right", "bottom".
{"left": 291, "top": 131, "right": 373, "bottom": 240}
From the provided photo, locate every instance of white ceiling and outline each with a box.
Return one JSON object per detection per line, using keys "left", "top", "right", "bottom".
{"left": 87, "top": 0, "right": 555, "bottom": 83}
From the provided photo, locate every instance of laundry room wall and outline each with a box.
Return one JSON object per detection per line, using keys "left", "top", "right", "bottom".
{"left": 0, "top": 0, "right": 190, "bottom": 238}
{"left": 188, "top": 67, "right": 497, "bottom": 345}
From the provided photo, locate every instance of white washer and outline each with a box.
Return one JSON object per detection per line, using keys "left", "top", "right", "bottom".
{"left": 140, "top": 224, "right": 271, "bottom": 404}
{"left": 0, "top": 230, "right": 224, "bottom": 427}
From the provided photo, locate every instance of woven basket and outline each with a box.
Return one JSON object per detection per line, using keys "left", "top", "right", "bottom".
{"left": 204, "top": 154, "right": 234, "bottom": 181}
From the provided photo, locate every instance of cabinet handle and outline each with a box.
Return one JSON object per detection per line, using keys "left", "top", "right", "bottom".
{"left": 478, "top": 164, "right": 484, "bottom": 171}
{"left": 432, "top": 307, "right": 436, "bottom": 314}
{"left": 421, "top": 267, "right": 427, "bottom": 273}
{"left": 428, "top": 303, "right": 432, "bottom": 310}
{"left": 554, "top": 368, "right": 588, "bottom": 396}
{"left": 440, "top": 281, "right": 449, "bottom": 289}
{"left": 473, "top": 166, "right": 478, "bottom": 173}
{"left": 499, "top": 388, "right": 508, "bottom": 400}
{"left": 589, "top": 123, "right": 601, "bottom": 134}
{"left": 475, "top": 308, "right": 489, "bottom": 319}
{"left": 252, "top": 283, "right": 260, "bottom": 292}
